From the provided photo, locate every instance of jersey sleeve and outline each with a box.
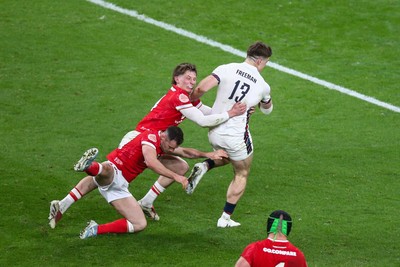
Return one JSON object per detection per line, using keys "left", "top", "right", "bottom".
{"left": 173, "top": 92, "right": 194, "bottom": 111}
{"left": 211, "top": 64, "right": 226, "bottom": 84}
{"left": 240, "top": 243, "right": 256, "bottom": 266}
{"left": 180, "top": 106, "right": 229, "bottom": 127}
{"left": 192, "top": 99, "right": 212, "bottom": 114}
{"left": 261, "top": 83, "right": 271, "bottom": 102}
{"left": 197, "top": 102, "right": 212, "bottom": 115}
{"left": 295, "top": 249, "right": 308, "bottom": 267}
{"left": 141, "top": 132, "right": 161, "bottom": 154}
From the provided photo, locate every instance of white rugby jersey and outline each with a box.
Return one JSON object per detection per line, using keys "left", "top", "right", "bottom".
{"left": 210, "top": 61, "right": 271, "bottom": 136}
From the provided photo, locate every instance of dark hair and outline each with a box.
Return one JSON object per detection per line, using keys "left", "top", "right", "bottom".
{"left": 171, "top": 63, "right": 197, "bottom": 85}
{"left": 247, "top": 41, "right": 272, "bottom": 59}
{"left": 266, "top": 210, "right": 292, "bottom": 236}
{"left": 165, "top": 126, "right": 184, "bottom": 146}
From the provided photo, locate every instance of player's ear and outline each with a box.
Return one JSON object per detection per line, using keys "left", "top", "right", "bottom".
{"left": 160, "top": 131, "right": 166, "bottom": 141}
{"left": 173, "top": 75, "right": 180, "bottom": 84}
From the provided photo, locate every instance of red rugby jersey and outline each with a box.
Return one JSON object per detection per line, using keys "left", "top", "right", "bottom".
{"left": 135, "top": 85, "right": 200, "bottom": 132}
{"left": 107, "top": 130, "right": 163, "bottom": 182}
{"left": 240, "top": 238, "right": 307, "bottom": 267}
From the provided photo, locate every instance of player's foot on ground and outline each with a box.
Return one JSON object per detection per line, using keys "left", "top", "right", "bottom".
{"left": 79, "top": 220, "right": 98, "bottom": 239}
{"left": 186, "top": 162, "right": 207, "bottom": 195}
{"left": 48, "top": 200, "right": 62, "bottom": 229}
{"left": 138, "top": 200, "right": 160, "bottom": 221}
{"left": 74, "top": 148, "right": 99, "bottom": 171}
{"left": 217, "top": 217, "right": 241, "bottom": 228}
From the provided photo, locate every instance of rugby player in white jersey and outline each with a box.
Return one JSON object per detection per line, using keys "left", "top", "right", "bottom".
{"left": 188, "top": 41, "right": 274, "bottom": 227}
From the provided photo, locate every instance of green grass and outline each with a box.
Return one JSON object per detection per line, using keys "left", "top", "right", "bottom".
{"left": 1, "top": 0, "right": 399, "bottom": 266}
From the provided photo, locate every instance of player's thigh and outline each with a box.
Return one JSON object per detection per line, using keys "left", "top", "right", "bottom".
{"left": 112, "top": 196, "right": 146, "bottom": 224}
{"left": 96, "top": 162, "right": 132, "bottom": 203}
{"left": 159, "top": 154, "right": 189, "bottom": 175}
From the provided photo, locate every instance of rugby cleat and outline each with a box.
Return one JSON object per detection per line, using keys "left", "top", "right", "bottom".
{"left": 48, "top": 200, "right": 62, "bottom": 229}
{"left": 79, "top": 220, "right": 98, "bottom": 239}
{"left": 138, "top": 200, "right": 160, "bottom": 221}
{"left": 217, "top": 217, "right": 241, "bottom": 228}
{"left": 74, "top": 148, "right": 99, "bottom": 171}
{"left": 186, "top": 162, "right": 208, "bottom": 195}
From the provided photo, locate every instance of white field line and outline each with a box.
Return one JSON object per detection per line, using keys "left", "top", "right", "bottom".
{"left": 87, "top": 0, "right": 400, "bottom": 113}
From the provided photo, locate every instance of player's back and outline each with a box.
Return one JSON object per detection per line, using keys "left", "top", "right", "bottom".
{"left": 210, "top": 62, "right": 270, "bottom": 136}
{"left": 246, "top": 239, "right": 307, "bottom": 267}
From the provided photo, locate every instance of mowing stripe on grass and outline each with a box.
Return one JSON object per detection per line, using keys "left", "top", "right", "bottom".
{"left": 87, "top": 0, "right": 400, "bottom": 113}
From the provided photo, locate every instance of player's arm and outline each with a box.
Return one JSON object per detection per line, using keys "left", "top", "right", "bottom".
{"left": 297, "top": 250, "right": 308, "bottom": 267}
{"left": 142, "top": 144, "right": 188, "bottom": 188}
{"left": 259, "top": 95, "right": 273, "bottom": 115}
{"left": 190, "top": 74, "right": 219, "bottom": 102}
{"left": 234, "top": 257, "right": 251, "bottom": 267}
{"left": 194, "top": 101, "right": 212, "bottom": 115}
{"left": 171, "top": 147, "right": 228, "bottom": 160}
{"left": 180, "top": 102, "right": 246, "bottom": 127}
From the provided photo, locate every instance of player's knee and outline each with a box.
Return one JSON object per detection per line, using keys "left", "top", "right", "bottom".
{"left": 181, "top": 161, "right": 189, "bottom": 174}
{"left": 96, "top": 162, "right": 114, "bottom": 183}
{"left": 176, "top": 160, "right": 189, "bottom": 175}
{"left": 101, "top": 162, "right": 113, "bottom": 174}
{"left": 234, "top": 174, "right": 248, "bottom": 183}
{"left": 129, "top": 219, "right": 147, "bottom": 233}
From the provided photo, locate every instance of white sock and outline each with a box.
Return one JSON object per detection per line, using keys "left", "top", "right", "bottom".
{"left": 221, "top": 212, "right": 231, "bottom": 220}
{"left": 127, "top": 220, "right": 135, "bottom": 233}
{"left": 59, "top": 187, "right": 82, "bottom": 213}
{"left": 140, "top": 181, "right": 165, "bottom": 207}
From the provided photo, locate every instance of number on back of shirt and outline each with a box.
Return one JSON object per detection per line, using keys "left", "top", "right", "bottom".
{"left": 228, "top": 80, "right": 250, "bottom": 102}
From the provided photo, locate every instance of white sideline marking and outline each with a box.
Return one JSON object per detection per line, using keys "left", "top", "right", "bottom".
{"left": 87, "top": 0, "right": 400, "bottom": 113}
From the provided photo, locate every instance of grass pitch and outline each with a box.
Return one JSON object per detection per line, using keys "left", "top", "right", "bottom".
{"left": 1, "top": 0, "right": 399, "bottom": 266}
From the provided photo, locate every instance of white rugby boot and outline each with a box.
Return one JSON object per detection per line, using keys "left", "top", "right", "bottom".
{"left": 74, "top": 148, "right": 99, "bottom": 171}
{"left": 138, "top": 200, "right": 160, "bottom": 221}
{"left": 79, "top": 220, "right": 98, "bottom": 239}
{"left": 186, "top": 162, "right": 208, "bottom": 195}
{"left": 48, "top": 200, "right": 62, "bottom": 229}
{"left": 217, "top": 216, "right": 241, "bottom": 228}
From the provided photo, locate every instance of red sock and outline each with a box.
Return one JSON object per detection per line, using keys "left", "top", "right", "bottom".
{"left": 97, "top": 218, "right": 128, "bottom": 234}
{"left": 85, "top": 162, "right": 101, "bottom": 176}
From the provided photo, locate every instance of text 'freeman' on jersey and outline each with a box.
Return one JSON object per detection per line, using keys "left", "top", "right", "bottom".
{"left": 236, "top": 69, "right": 257, "bottom": 84}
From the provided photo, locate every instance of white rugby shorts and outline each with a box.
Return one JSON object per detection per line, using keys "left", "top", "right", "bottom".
{"left": 93, "top": 161, "right": 132, "bottom": 203}
{"left": 208, "top": 130, "right": 254, "bottom": 161}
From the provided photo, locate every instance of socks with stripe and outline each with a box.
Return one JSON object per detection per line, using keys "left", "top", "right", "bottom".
{"left": 140, "top": 181, "right": 165, "bottom": 207}
{"left": 59, "top": 187, "right": 83, "bottom": 214}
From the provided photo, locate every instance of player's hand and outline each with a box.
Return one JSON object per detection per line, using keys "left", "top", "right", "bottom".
{"left": 175, "top": 175, "right": 189, "bottom": 189}
{"left": 206, "top": 149, "right": 228, "bottom": 160}
{"left": 228, "top": 102, "right": 247, "bottom": 117}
